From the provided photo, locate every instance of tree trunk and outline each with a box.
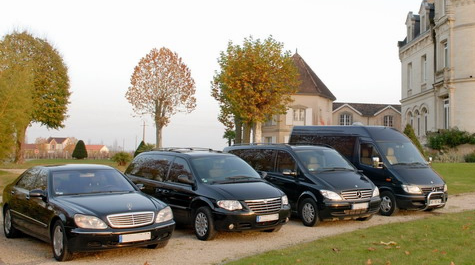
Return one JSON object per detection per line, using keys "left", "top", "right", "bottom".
{"left": 156, "top": 121, "right": 163, "bottom": 148}
{"left": 234, "top": 117, "right": 242, "bottom": 144}
{"left": 242, "top": 123, "right": 251, "bottom": 144}
{"left": 253, "top": 122, "right": 262, "bottom": 144}
{"left": 14, "top": 125, "right": 27, "bottom": 164}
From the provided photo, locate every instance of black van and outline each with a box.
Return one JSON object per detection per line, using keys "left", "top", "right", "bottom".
{"left": 124, "top": 148, "right": 290, "bottom": 240}
{"left": 224, "top": 144, "right": 381, "bottom": 226}
{"left": 289, "top": 125, "right": 448, "bottom": 216}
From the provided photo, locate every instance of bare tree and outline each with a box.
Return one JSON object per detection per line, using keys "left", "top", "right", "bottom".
{"left": 126, "top": 47, "right": 196, "bottom": 147}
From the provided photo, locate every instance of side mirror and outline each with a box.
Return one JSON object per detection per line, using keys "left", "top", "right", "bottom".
{"left": 372, "top": 157, "right": 383, "bottom": 169}
{"left": 282, "top": 169, "right": 297, "bottom": 177}
{"left": 178, "top": 175, "right": 194, "bottom": 185}
{"left": 29, "top": 189, "right": 47, "bottom": 201}
{"left": 260, "top": 171, "right": 268, "bottom": 179}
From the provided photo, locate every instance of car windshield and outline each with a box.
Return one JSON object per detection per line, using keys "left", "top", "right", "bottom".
{"left": 52, "top": 169, "right": 136, "bottom": 195}
{"left": 190, "top": 156, "right": 261, "bottom": 184}
{"left": 295, "top": 148, "right": 355, "bottom": 173}
{"left": 378, "top": 141, "right": 428, "bottom": 165}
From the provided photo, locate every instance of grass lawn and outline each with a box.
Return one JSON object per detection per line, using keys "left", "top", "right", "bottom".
{"left": 229, "top": 210, "right": 475, "bottom": 265}
{"left": 432, "top": 163, "right": 475, "bottom": 194}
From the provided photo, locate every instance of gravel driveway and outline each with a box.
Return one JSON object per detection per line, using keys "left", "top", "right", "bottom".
{"left": 1, "top": 171, "right": 475, "bottom": 264}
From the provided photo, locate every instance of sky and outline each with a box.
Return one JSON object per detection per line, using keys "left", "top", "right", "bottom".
{"left": 1, "top": 0, "right": 421, "bottom": 151}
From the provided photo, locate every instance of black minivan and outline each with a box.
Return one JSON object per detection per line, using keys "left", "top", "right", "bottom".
{"left": 125, "top": 148, "right": 290, "bottom": 240}
{"left": 289, "top": 125, "right": 448, "bottom": 216}
{"left": 225, "top": 144, "right": 381, "bottom": 226}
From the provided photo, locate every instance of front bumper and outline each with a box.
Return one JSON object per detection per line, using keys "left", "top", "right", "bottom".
{"left": 318, "top": 197, "right": 381, "bottom": 221}
{"left": 396, "top": 191, "right": 448, "bottom": 211}
{"left": 212, "top": 205, "right": 291, "bottom": 232}
{"left": 66, "top": 220, "right": 175, "bottom": 252}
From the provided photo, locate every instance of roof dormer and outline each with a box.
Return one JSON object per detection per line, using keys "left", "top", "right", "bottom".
{"left": 405, "top": 12, "right": 420, "bottom": 42}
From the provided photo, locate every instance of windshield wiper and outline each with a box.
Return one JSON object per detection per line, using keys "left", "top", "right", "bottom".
{"left": 318, "top": 167, "right": 354, "bottom": 172}
{"left": 212, "top": 176, "right": 262, "bottom": 184}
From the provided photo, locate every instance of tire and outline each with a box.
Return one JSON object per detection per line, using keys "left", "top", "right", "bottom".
{"left": 193, "top": 206, "right": 217, "bottom": 241}
{"left": 299, "top": 198, "right": 320, "bottom": 227}
{"left": 379, "top": 191, "right": 399, "bottom": 216}
{"left": 3, "top": 206, "right": 21, "bottom": 238}
{"left": 52, "top": 220, "right": 73, "bottom": 261}
{"left": 146, "top": 240, "right": 169, "bottom": 249}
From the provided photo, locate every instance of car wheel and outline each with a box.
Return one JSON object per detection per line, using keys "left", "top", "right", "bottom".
{"left": 194, "top": 206, "right": 217, "bottom": 241}
{"left": 146, "top": 240, "right": 169, "bottom": 249}
{"left": 299, "top": 198, "right": 320, "bottom": 227}
{"left": 3, "top": 206, "right": 20, "bottom": 238}
{"left": 380, "top": 191, "right": 399, "bottom": 216}
{"left": 52, "top": 220, "right": 73, "bottom": 261}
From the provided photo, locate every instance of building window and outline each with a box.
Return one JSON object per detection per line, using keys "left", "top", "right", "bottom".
{"left": 422, "top": 108, "right": 428, "bottom": 134}
{"left": 421, "top": 15, "right": 426, "bottom": 32}
{"left": 421, "top": 55, "right": 427, "bottom": 83}
{"left": 264, "top": 115, "right": 277, "bottom": 126}
{"left": 265, "top": 137, "right": 273, "bottom": 143}
{"left": 415, "top": 110, "right": 420, "bottom": 136}
{"left": 293, "top": 109, "right": 305, "bottom": 122}
{"left": 443, "top": 42, "right": 448, "bottom": 68}
{"left": 383, "top": 115, "right": 393, "bottom": 127}
{"left": 444, "top": 99, "right": 450, "bottom": 129}
{"left": 407, "top": 63, "right": 413, "bottom": 95}
{"left": 340, "top": 113, "right": 352, "bottom": 126}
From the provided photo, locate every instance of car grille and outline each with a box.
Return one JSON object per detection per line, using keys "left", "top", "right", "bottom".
{"left": 341, "top": 189, "right": 372, "bottom": 200}
{"left": 245, "top": 197, "right": 282, "bottom": 214}
{"left": 421, "top": 186, "right": 445, "bottom": 195}
{"left": 107, "top": 211, "right": 155, "bottom": 228}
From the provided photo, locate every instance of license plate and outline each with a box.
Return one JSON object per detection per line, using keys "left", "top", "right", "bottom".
{"left": 119, "top": 232, "right": 151, "bottom": 243}
{"left": 257, "top": 213, "right": 279, "bottom": 222}
{"left": 429, "top": 199, "right": 442, "bottom": 206}
{"left": 352, "top": 202, "right": 368, "bottom": 210}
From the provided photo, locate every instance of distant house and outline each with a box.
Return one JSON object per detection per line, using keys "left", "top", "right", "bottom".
{"left": 262, "top": 52, "right": 336, "bottom": 143}
{"left": 332, "top": 103, "right": 402, "bottom": 130}
{"left": 46, "top": 137, "right": 72, "bottom": 152}
{"left": 86, "top": 145, "right": 110, "bottom": 158}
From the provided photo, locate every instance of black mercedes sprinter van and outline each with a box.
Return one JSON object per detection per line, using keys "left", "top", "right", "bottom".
{"left": 225, "top": 144, "right": 381, "bottom": 226}
{"left": 289, "top": 125, "right": 448, "bottom": 216}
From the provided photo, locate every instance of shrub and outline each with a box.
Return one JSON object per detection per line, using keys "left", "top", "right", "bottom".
{"left": 111, "top": 151, "right": 132, "bottom": 166}
{"left": 465, "top": 152, "right": 475, "bottom": 163}
{"left": 427, "top": 128, "right": 475, "bottom": 150}
{"left": 403, "top": 124, "right": 425, "bottom": 155}
{"left": 133, "top": 141, "right": 155, "bottom": 157}
{"left": 72, "top": 140, "right": 88, "bottom": 159}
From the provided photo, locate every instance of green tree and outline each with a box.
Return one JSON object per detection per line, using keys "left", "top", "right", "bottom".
{"left": 126, "top": 47, "right": 196, "bottom": 148}
{"left": 0, "top": 60, "right": 33, "bottom": 161}
{"left": 212, "top": 36, "right": 300, "bottom": 143}
{"left": 111, "top": 151, "right": 132, "bottom": 166}
{"left": 403, "top": 124, "right": 425, "bottom": 155}
{"left": 0, "top": 31, "right": 71, "bottom": 163}
{"left": 134, "top": 140, "right": 155, "bottom": 157}
{"left": 72, "top": 140, "right": 88, "bottom": 159}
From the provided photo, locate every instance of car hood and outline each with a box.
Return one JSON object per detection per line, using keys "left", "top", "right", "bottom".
{"left": 311, "top": 171, "right": 374, "bottom": 191}
{"left": 211, "top": 182, "right": 283, "bottom": 200}
{"left": 56, "top": 192, "right": 163, "bottom": 216}
{"left": 390, "top": 166, "right": 445, "bottom": 186}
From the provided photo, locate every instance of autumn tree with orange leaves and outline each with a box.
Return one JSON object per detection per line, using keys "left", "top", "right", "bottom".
{"left": 212, "top": 36, "right": 300, "bottom": 144}
{"left": 126, "top": 47, "right": 196, "bottom": 148}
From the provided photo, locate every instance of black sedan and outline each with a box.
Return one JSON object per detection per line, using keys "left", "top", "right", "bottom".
{"left": 2, "top": 164, "right": 175, "bottom": 261}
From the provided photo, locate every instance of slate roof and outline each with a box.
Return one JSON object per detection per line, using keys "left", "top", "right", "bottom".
{"left": 292, "top": 53, "right": 336, "bottom": 101}
{"left": 333, "top": 102, "right": 401, "bottom": 116}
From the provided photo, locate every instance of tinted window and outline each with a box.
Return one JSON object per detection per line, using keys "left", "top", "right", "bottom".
{"left": 168, "top": 157, "right": 193, "bottom": 184}
{"left": 360, "top": 143, "right": 381, "bottom": 166}
{"left": 275, "top": 151, "right": 296, "bottom": 174}
{"left": 290, "top": 134, "right": 357, "bottom": 159}
{"left": 230, "top": 149, "right": 275, "bottom": 171}
{"left": 295, "top": 149, "right": 354, "bottom": 172}
{"left": 35, "top": 170, "right": 48, "bottom": 190}
{"left": 52, "top": 169, "right": 135, "bottom": 195}
{"left": 16, "top": 167, "right": 42, "bottom": 190}
{"left": 190, "top": 155, "right": 260, "bottom": 184}
{"left": 125, "top": 154, "right": 172, "bottom": 181}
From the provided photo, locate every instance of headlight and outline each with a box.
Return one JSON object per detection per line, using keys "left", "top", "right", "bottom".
{"left": 282, "top": 195, "right": 289, "bottom": 206}
{"left": 372, "top": 187, "right": 380, "bottom": 197}
{"left": 74, "top": 214, "right": 108, "bottom": 229}
{"left": 217, "top": 200, "right": 243, "bottom": 211}
{"left": 402, "top": 184, "right": 422, "bottom": 194}
{"left": 320, "top": 190, "right": 343, "bottom": 201}
{"left": 444, "top": 184, "right": 448, "bottom": 192}
{"left": 156, "top": 206, "right": 173, "bottom": 223}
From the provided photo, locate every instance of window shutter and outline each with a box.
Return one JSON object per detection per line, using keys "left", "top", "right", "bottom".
{"left": 305, "top": 108, "right": 313, "bottom": 125}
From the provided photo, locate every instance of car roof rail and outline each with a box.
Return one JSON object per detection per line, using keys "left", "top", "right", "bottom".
{"left": 153, "top": 147, "right": 222, "bottom": 153}
{"left": 231, "top": 143, "right": 290, "bottom": 146}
